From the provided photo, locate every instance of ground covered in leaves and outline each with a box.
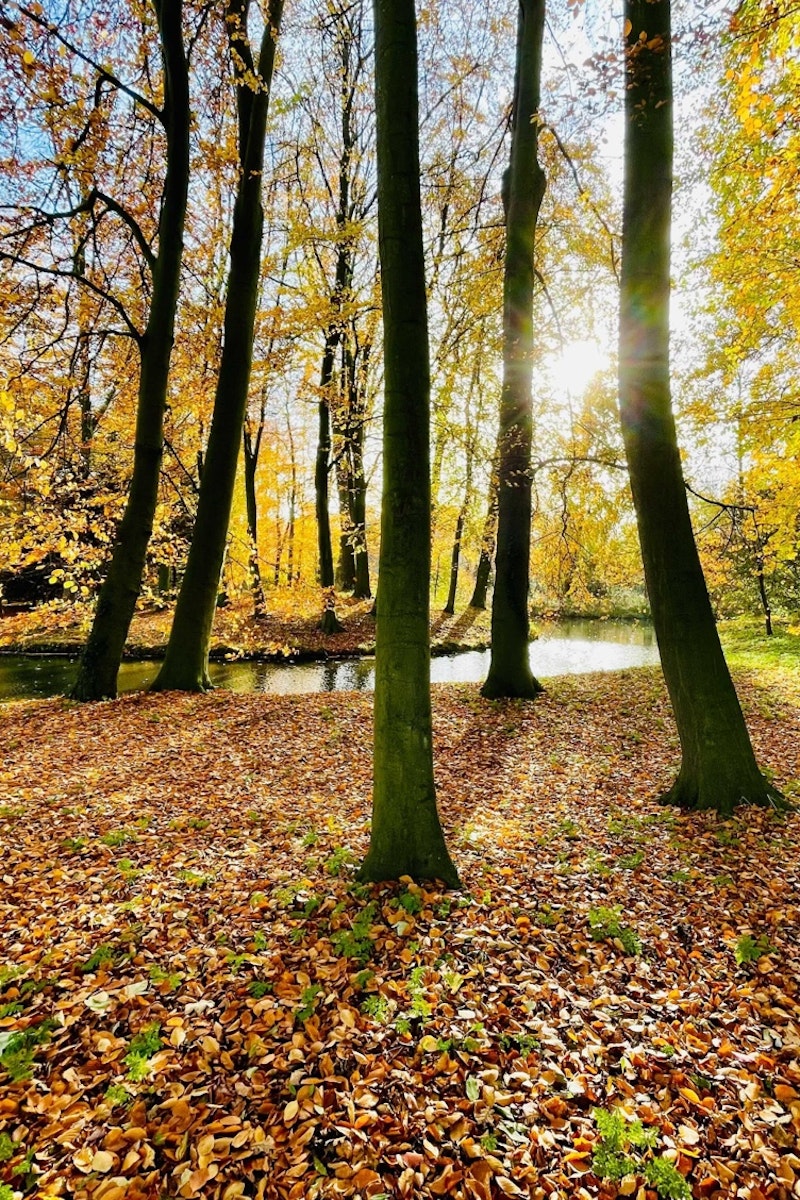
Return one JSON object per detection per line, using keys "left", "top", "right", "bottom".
{"left": 1, "top": 667, "right": 799, "bottom": 1200}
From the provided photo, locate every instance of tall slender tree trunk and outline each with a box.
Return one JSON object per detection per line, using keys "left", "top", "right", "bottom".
{"left": 70, "top": 0, "right": 190, "bottom": 702}
{"left": 316, "top": 332, "right": 343, "bottom": 633}
{"left": 619, "top": 0, "right": 779, "bottom": 813}
{"left": 470, "top": 467, "right": 498, "bottom": 610}
{"left": 243, "top": 424, "right": 266, "bottom": 616}
{"left": 481, "top": 0, "right": 545, "bottom": 700}
{"left": 357, "top": 0, "right": 459, "bottom": 887}
{"left": 152, "top": 0, "right": 284, "bottom": 692}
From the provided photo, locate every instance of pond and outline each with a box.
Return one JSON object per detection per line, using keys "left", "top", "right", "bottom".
{"left": 0, "top": 619, "right": 658, "bottom": 702}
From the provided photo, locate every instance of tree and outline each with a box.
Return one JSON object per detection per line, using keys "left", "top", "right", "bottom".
{"left": 618, "top": 0, "right": 780, "bottom": 813}
{"left": 481, "top": 0, "right": 546, "bottom": 700}
{"left": 152, "top": 0, "right": 284, "bottom": 692}
{"left": 356, "top": 0, "right": 458, "bottom": 887}
{"left": 67, "top": 0, "right": 190, "bottom": 701}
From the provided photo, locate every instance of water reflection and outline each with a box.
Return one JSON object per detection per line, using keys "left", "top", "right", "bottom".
{"left": 0, "top": 619, "right": 659, "bottom": 702}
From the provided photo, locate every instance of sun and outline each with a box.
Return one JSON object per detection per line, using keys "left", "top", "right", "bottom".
{"left": 547, "top": 338, "right": 610, "bottom": 397}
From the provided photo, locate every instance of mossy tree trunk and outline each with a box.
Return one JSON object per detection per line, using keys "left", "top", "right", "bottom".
{"left": 356, "top": 0, "right": 459, "bottom": 887}
{"left": 619, "top": 0, "right": 780, "bottom": 814}
{"left": 70, "top": 0, "right": 190, "bottom": 702}
{"left": 151, "top": 0, "right": 284, "bottom": 692}
{"left": 481, "top": 0, "right": 545, "bottom": 700}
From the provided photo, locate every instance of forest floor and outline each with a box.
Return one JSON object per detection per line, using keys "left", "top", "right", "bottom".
{"left": 1, "top": 666, "right": 799, "bottom": 1200}
{"left": 0, "top": 591, "right": 492, "bottom": 661}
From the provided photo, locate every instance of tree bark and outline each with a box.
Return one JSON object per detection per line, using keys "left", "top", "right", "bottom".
{"left": 356, "top": 0, "right": 459, "bottom": 887}
{"left": 619, "top": 0, "right": 780, "bottom": 813}
{"left": 316, "top": 332, "right": 343, "bottom": 633}
{"left": 70, "top": 0, "right": 190, "bottom": 701}
{"left": 470, "top": 467, "right": 498, "bottom": 610}
{"left": 243, "top": 422, "right": 266, "bottom": 616}
{"left": 481, "top": 0, "right": 545, "bottom": 700}
{"left": 152, "top": 0, "right": 284, "bottom": 691}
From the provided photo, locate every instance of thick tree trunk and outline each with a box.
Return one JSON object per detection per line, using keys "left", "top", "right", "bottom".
{"left": 152, "top": 0, "right": 284, "bottom": 692}
{"left": 357, "top": 0, "right": 459, "bottom": 887}
{"left": 619, "top": 0, "right": 779, "bottom": 814}
{"left": 316, "top": 333, "right": 343, "bottom": 633}
{"left": 482, "top": 0, "right": 546, "bottom": 700}
{"left": 70, "top": 0, "right": 190, "bottom": 702}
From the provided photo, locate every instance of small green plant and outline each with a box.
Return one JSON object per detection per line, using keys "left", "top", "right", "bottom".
{"left": 499, "top": 1031, "right": 539, "bottom": 1057}
{"left": 177, "top": 868, "right": 210, "bottom": 887}
{"left": 644, "top": 1157, "right": 692, "bottom": 1199}
{"left": 0, "top": 1001, "right": 22, "bottom": 1019}
{"left": 117, "top": 857, "right": 142, "bottom": 880}
{"left": 591, "top": 1108, "right": 690, "bottom": 1199}
{"left": 295, "top": 984, "right": 322, "bottom": 1023}
{"left": 325, "top": 846, "right": 354, "bottom": 876}
{"left": 124, "top": 1022, "right": 162, "bottom": 1081}
{"left": 688, "top": 1071, "right": 715, "bottom": 1092}
{"left": 670, "top": 869, "right": 691, "bottom": 883}
{"left": 0, "top": 1020, "right": 54, "bottom": 1081}
{"left": 361, "top": 993, "right": 390, "bottom": 1022}
{"left": 617, "top": 850, "right": 645, "bottom": 871}
{"left": 584, "top": 849, "right": 610, "bottom": 877}
{"left": 187, "top": 817, "right": 210, "bottom": 831}
{"left": 715, "top": 825, "right": 740, "bottom": 847}
{"left": 712, "top": 872, "right": 734, "bottom": 888}
{"left": 0, "top": 1132, "right": 16, "bottom": 1162}
{"left": 81, "top": 944, "right": 116, "bottom": 973}
{"left": 0, "top": 1184, "right": 14, "bottom": 1200}
{"left": 397, "top": 889, "right": 423, "bottom": 915}
{"left": 588, "top": 906, "right": 642, "bottom": 955}
{"left": 534, "top": 904, "right": 561, "bottom": 928}
{"left": 557, "top": 818, "right": 581, "bottom": 840}
{"left": 148, "top": 965, "right": 182, "bottom": 991}
{"left": 734, "top": 932, "right": 775, "bottom": 965}
{"left": 330, "top": 901, "right": 377, "bottom": 964}
{"left": 104, "top": 1083, "right": 133, "bottom": 1107}
{"left": 480, "top": 1131, "right": 498, "bottom": 1152}
{"left": 252, "top": 930, "right": 268, "bottom": 951}
{"left": 435, "top": 898, "right": 452, "bottom": 919}
{"left": 61, "top": 835, "right": 87, "bottom": 852}
{"left": 248, "top": 980, "right": 273, "bottom": 999}
{"left": 301, "top": 827, "right": 319, "bottom": 848}
{"left": 100, "top": 828, "right": 133, "bottom": 847}
{"left": 249, "top": 891, "right": 268, "bottom": 907}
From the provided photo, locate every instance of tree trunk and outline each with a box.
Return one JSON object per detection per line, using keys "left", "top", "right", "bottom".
{"left": 357, "top": 0, "right": 459, "bottom": 887}
{"left": 316, "top": 332, "right": 343, "bottom": 633}
{"left": 70, "top": 0, "right": 190, "bottom": 702}
{"left": 152, "top": 0, "right": 284, "bottom": 692}
{"left": 481, "top": 0, "right": 545, "bottom": 700}
{"left": 619, "top": 0, "right": 779, "bottom": 813}
{"left": 470, "top": 469, "right": 498, "bottom": 609}
{"left": 243, "top": 425, "right": 266, "bottom": 616}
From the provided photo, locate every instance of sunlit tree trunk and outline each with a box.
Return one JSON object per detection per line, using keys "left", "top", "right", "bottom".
{"left": 357, "top": 0, "right": 459, "bottom": 887}
{"left": 70, "top": 0, "right": 190, "bottom": 702}
{"left": 481, "top": 0, "right": 545, "bottom": 700}
{"left": 619, "top": 0, "right": 779, "bottom": 813}
{"left": 152, "top": 0, "right": 284, "bottom": 691}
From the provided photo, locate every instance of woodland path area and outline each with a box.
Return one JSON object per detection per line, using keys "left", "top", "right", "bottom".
{"left": 1, "top": 668, "right": 799, "bottom": 1199}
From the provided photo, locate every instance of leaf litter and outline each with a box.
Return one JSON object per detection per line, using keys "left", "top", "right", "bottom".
{"left": 0, "top": 667, "right": 798, "bottom": 1199}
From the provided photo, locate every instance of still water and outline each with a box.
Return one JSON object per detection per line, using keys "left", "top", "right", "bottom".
{"left": 0, "top": 620, "right": 658, "bottom": 702}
